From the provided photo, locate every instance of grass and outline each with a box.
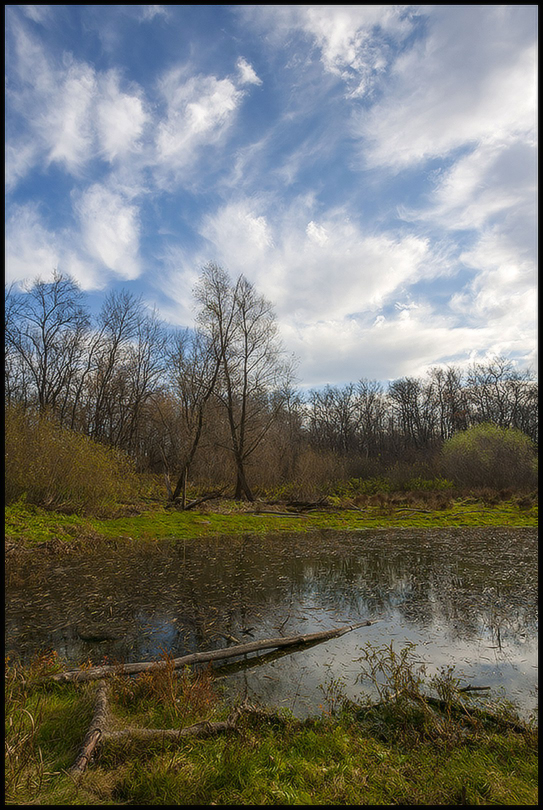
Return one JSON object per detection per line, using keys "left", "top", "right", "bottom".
{"left": 5, "top": 645, "right": 538, "bottom": 805}
{"left": 5, "top": 483, "right": 538, "bottom": 803}
{"left": 4, "top": 492, "right": 538, "bottom": 550}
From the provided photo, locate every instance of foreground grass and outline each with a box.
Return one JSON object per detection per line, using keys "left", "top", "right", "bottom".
{"left": 5, "top": 651, "right": 538, "bottom": 806}
{"left": 4, "top": 495, "right": 537, "bottom": 550}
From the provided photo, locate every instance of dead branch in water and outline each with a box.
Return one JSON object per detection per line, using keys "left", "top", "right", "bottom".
{"left": 46, "top": 621, "right": 375, "bottom": 684}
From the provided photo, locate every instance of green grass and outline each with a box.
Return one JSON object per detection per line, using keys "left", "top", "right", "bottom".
{"left": 5, "top": 649, "right": 538, "bottom": 806}
{"left": 5, "top": 497, "right": 537, "bottom": 550}
{"left": 4, "top": 500, "right": 99, "bottom": 546}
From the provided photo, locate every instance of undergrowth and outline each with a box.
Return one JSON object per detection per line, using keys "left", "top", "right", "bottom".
{"left": 5, "top": 644, "right": 538, "bottom": 806}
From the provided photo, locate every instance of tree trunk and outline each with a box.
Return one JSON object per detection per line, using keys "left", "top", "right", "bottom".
{"left": 234, "top": 459, "right": 254, "bottom": 501}
{"left": 68, "top": 680, "right": 109, "bottom": 778}
{"left": 46, "top": 621, "right": 374, "bottom": 684}
{"left": 172, "top": 465, "right": 188, "bottom": 507}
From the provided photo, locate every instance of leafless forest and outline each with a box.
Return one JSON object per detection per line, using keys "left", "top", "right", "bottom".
{"left": 5, "top": 267, "right": 538, "bottom": 501}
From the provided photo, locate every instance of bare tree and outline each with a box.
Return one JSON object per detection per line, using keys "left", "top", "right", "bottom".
{"left": 356, "top": 378, "right": 387, "bottom": 458}
{"left": 81, "top": 291, "right": 168, "bottom": 461}
{"left": 307, "top": 384, "right": 361, "bottom": 455}
{"left": 158, "top": 328, "right": 221, "bottom": 506}
{"left": 388, "top": 377, "right": 430, "bottom": 450}
{"left": 194, "top": 263, "right": 295, "bottom": 500}
{"left": 466, "top": 358, "right": 538, "bottom": 441}
{"left": 5, "top": 271, "right": 90, "bottom": 418}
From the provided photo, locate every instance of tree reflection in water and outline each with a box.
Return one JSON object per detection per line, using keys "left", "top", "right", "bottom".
{"left": 5, "top": 528, "right": 537, "bottom": 718}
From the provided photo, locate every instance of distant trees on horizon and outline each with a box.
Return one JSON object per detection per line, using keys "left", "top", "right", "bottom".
{"left": 5, "top": 269, "right": 538, "bottom": 500}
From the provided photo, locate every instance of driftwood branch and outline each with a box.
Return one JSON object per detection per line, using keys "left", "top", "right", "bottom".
{"left": 100, "top": 702, "right": 281, "bottom": 747}
{"left": 47, "top": 621, "right": 375, "bottom": 684}
{"left": 68, "top": 680, "right": 109, "bottom": 778}
{"left": 69, "top": 689, "right": 250, "bottom": 775}
{"left": 183, "top": 488, "right": 226, "bottom": 511}
{"left": 101, "top": 715, "right": 238, "bottom": 745}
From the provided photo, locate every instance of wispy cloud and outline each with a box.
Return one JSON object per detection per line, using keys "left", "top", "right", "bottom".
{"left": 96, "top": 71, "right": 149, "bottom": 162}
{"left": 5, "top": 203, "right": 102, "bottom": 290}
{"left": 75, "top": 184, "right": 142, "bottom": 280}
{"left": 5, "top": 5, "right": 537, "bottom": 384}
{"left": 155, "top": 69, "right": 244, "bottom": 168}
{"left": 357, "top": 5, "right": 536, "bottom": 169}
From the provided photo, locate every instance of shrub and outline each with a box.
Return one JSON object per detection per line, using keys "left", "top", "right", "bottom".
{"left": 441, "top": 423, "right": 537, "bottom": 491}
{"left": 5, "top": 404, "right": 138, "bottom": 513}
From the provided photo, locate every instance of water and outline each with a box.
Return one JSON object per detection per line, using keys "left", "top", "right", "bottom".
{"left": 5, "top": 528, "right": 538, "bottom": 719}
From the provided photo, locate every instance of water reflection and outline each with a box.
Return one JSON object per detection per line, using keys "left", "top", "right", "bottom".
{"left": 5, "top": 528, "right": 537, "bottom": 718}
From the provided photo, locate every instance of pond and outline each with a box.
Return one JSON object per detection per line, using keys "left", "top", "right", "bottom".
{"left": 5, "top": 528, "right": 538, "bottom": 719}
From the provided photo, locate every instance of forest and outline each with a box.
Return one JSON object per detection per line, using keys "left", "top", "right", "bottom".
{"left": 5, "top": 264, "right": 538, "bottom": 508}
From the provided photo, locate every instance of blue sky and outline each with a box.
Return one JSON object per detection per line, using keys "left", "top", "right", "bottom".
{"left": 5, "top": 4, "right": 537, "bottom": 389}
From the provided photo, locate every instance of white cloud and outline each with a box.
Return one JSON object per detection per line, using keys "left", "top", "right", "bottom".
{"left": 7, "top": 22, "right": 150, "bottom": 184}
{"left": 236, "top": 57, "right": 262, "bottom": 86}
{"left": 19, "top": 5, "right": 52, "bottom": 25}
{"left": 155, "top": 70, "right": 244, "bottom": 169}
{"left": 139, "top": 6, "right": 168, "bottom": 22}
{"left": 5, "top": 204, "right": 61, "bottom": 286}
{"left": 358, "top": 5, "right": 537, "bottom": 169}
{"left": 455, "top": 227, "right": 536, "bottom": 332}
{"left": 306, "top": 220, "right": 328, "bottom": 246}
{"left": 426, "top": 140, "right": 536, "bottom": 232}
{"left": 96, "top": 71, "right": 148, "bottom": 162}
{"left": 199, "top": 198, "right": 431, "bottom": 323}
{"left": 5, "top": 203, "right": 102, "bottom": 290}
{"left": 7, "top": 17, "right": 257, "bottom": 191}
{"left": 238, "top": 4, "right": 417, "bottom": 98}
{"left": 162, "top": 188, "right": 536, "bottom": 384}
{"left": 5, "top": 141, "right": 39, "bottom": 193}
{"left": 7, "top": 23, "right": 97, "bottom": 177}
{"left": 45, "top": 60, "right": 97, "bottom": 171}
{"left": 75, "top": 184, "right": 142, "bottom": 280}
{"left": 280, "top": 306, "right": 499, "bottom": 387}
{"left": 298, "top": 4, "right": 414, "bottom": 97}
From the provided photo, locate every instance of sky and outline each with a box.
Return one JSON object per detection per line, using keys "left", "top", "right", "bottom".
{"left": 5, "top": 4, "right": 538, "bottom": 389}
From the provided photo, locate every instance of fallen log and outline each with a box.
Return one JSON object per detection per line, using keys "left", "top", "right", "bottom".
{"left": 68, "top": 679, "right": 109, "bottom": 779}
{"left": 183, "top": 489, "right": 227, "bottom": 511}
{"left": 212, "top": 638, "right": 329, "bottom": 679}
{"left": 47, "top": 621, "right": 375, "bottom": 684}
{"left": 69, "top": 688, "right": 249, "bottom": 776}
{"left": 101, "top": 718, "right": 236, "bottom": 744}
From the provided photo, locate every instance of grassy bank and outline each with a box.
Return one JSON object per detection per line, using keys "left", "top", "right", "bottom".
{"left": 5, "top": 646, "right": 538, "bottom": 806}
{"left": 4, "top": 494, "right": 538, "bottom": 551}
{"left": 5, "top": 491, "right": 538, "bottom": 804}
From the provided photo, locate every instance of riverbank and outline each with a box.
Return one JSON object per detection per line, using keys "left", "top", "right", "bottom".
{"left": 5, "top": 645, "right": 538, "bottom": 806}
{"left": 4, "top": 495, "right": 538, "bottom": 552}
{"left": 6, "top": 498, "right": 538, "bottom": 804}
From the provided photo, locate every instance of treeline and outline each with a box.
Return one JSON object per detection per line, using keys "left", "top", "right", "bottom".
{"left": 5, "top": 267, "right": 538, "bottom": 502}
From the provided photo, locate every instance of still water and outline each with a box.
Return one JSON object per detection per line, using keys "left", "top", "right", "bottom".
{"left": 5, "top": 528, "right": 538, "bottom": 719}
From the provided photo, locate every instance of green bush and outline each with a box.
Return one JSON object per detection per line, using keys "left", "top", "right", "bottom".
{"left": 5, "top": 405, "right": 138, "bottom": 513}
{"left": 441, "top": 423, "right": 537, "bottom": 491}
{"left": 402, "top": 476, "right": 454, "bottom": 492}
{"left": 333, "top": 477, "right": 392, "bottom": 498}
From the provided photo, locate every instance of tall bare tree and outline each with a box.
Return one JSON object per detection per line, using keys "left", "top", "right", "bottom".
{"left": 159, "top": 328, "right": 221, "bottom": 506}
{"left": 194, "top": 263, "right": 295, "bottom": 500}
{"left": 81, "top": 290, "right": 168, "bottom": 460}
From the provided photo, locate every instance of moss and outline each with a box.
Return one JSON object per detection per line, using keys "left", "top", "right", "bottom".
{"left": 5, "top": 496, "right": 537, "bottom": 550}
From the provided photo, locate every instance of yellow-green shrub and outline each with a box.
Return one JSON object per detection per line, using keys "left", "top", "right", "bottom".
{"left": 441, "top": 422, "right": 537, "bottom": 491}
{"left": 5, "top": 405, "right": 138, "bottom": 513}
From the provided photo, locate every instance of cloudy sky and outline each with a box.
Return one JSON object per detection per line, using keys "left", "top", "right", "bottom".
{"left": 5, "top": 4, "right": 537, "bottom": 388}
